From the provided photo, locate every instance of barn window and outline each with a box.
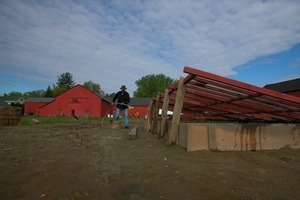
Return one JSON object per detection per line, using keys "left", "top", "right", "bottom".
{"left": 72, "top": 99, "right": 78, "bottom": 103}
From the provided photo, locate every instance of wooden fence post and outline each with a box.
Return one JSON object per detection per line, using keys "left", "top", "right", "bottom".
{"left": 167, "top": 77, "right": 186, "bottom": 145}
{"left": 144, "top": 102, "right": 153, "bottom": 132}
{"left": 151, "top": 94, "right": 161, "bottom": 135}
{"left": 159, "top": 88, "right": 170, "bottom": 138}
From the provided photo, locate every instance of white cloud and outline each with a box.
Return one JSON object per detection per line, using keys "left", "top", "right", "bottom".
{"left": 0, "top": 0, "right": 300, "bottom": 95}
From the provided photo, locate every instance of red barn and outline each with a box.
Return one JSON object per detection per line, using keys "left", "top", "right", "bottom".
{"left": 38, "top": 85, "right": 111, "bottom": 117}
{"left": 24, "top": 98, "right": 55, "bottom": 115}
{"left": 127, "top": 98, "right": 152, "bottom": 118}
{"left": 104, "top": 97, "right": 151, "bottom": 118}
{"left": 264, "top": 78, "right": 300, "bottom": 98}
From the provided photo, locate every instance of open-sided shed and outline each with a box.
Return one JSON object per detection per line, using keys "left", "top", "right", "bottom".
{"left": 146, "top": 66, "right": 300, "bottom": 151}
{"left": 169, "top": 66, "right": 300, "bottom": 123}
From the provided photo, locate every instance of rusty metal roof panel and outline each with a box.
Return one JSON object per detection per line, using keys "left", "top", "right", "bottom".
{"left": 167, "top": 66, "right": 300, "bottom": 123}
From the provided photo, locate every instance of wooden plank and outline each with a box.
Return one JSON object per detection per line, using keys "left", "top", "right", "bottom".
{"left": 167, "top": 77, "right": 186, "bottom": 145}
{"left": 160, "top": 89, "right": 170, "bottom": 138}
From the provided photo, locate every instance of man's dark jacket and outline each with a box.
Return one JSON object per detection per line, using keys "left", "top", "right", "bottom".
{"left": 112, "top": 91, "right": 130, "bottom": 109}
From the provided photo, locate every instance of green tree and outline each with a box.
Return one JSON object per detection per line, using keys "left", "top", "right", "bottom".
{"left": 104, "top": 92, "right": 116, "bottom": 97}
{"left": 45, "top": 86, "right": 53, "bottom": 97}
{"left": 57, "top": 72, "right": 76, "bottom": 89}
{"left": 52, "top": 84, "right": 69, "bottom": 97}
{"left": 83, "top": 80, "right": 105, "bottom": 96}
{"left": 52, "top": 72, "right": 76, "bottom": 97}
{"left": 6, "top": 91, "right": 23, "bottom": 98}
{"left": 23, "top": 90, "right": 45, "bottom": 98}
{"left": 134, "top": 74, "right": 177, "bottom": 97}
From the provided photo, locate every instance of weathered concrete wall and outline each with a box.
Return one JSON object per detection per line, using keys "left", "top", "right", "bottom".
{"left": 178, "top": 123, "right": 300, "bottom": 151}
{"left": 177, "top": 123, "right": 188, "bottom": 148}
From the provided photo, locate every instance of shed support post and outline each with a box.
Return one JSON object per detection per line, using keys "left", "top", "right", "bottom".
{"left": 167, "top": 77, "right": 185, "bottom": 145}
{"left": 144, "top": 102, "right": 153, "bottom": 132}
{"left": 151, "top": 94, "right": 161, "bottom": 135}
{"left": 160, "top": 89, "right": 170, "bottom": 138}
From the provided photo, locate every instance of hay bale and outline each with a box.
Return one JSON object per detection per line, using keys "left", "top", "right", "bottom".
{"left": 0, "top": 107, "right": 22, "bottom": 126}
{"left": 31, "top": 119, "right": 39, "bottom": 124}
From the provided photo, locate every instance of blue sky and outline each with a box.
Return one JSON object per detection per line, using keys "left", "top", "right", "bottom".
{"left": 0, "top": 0, "right": 299, "bottom": 96}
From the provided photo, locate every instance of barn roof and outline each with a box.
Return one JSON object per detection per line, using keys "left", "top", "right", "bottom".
{"left": 104, "top": 97, "right": 151, "bottom": 106}
{"left": 129, "top": 98, "right": 152, "bottom": 106}
{"left": 263, "top": 78, "right": 300, "bottom": 93}
{"left": 25, "top": 97, "right": 55, "bottom": 103}
{"left": 0, "top": 97, "right": 10, "bottom": 107}
{"left": 163, "top": 66, "right": 300, "bottom": 123}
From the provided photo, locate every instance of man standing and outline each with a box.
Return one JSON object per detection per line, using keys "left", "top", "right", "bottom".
{"left": 111, "top": 85, "right": 130, "bottom": 128}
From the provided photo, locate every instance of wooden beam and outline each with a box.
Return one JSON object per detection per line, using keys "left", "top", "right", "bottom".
{"left": 167, "top": 77, "right": 186, "bottom": 145}
{"left": 184, "top": 74, "right": 195, "bottom": 84}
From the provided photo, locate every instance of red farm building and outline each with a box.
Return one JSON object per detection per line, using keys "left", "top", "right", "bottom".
{"left": 24, "top": 97, "right": 55, "bottom": 115}
{"left": 37, "top": 85, "right": 111, "bottom": 117}
{"left": 103, "top": 97, "right": 151, "bottom": 118}
{"left": 264, "top": 78, "right": 300, "bottom": 98}
{"left": 128, "top": 98, "right": 152, "bottom": 118}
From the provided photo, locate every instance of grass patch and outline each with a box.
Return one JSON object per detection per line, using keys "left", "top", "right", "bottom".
{"left": 21, "top": 116, "right": 145, "bottom": 125}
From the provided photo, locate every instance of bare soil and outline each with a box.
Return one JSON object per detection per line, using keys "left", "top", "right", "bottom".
{"left": 0, "top": 121, "right": 299, "bottom": 200}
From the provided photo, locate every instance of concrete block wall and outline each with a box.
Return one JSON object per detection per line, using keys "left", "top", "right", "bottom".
{"left": 178, "top": 123, "right": 300, "bottom": 152}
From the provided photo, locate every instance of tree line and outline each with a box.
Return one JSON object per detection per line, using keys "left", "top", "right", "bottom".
{"left": 4, "top": 72, "right": 178, "bottom": 99}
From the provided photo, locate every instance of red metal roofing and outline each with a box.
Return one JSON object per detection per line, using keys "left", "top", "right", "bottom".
{"left": 165, "top": 66, "right": 300, "bottom": 123}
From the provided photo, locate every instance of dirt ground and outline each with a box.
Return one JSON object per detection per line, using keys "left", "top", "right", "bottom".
{"left": 0, "top": 120, "right": 299, "bottom": 200}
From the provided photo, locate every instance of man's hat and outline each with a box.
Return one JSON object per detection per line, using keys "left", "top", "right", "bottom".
{"left": 120, "top": 85, "right": 127, "bottom": 89}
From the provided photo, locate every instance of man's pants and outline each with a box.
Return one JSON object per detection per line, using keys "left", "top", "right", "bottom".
{"left": 115, "top": 108, "right": 128, "bottom": 126}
